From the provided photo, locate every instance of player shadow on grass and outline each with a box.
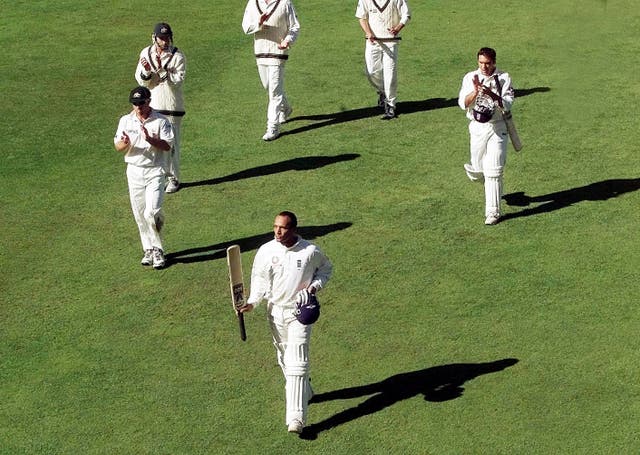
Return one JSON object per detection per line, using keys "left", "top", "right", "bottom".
{"left": 164, "top": 222, "right": 352, "bottom": 267}
{"left": 301, "top": 358, "right": 518, "bottom": 440}
{"left": 180, "top": 154, "right": 360, "bottom": 189}
{"left": 501, "top": 178, "right": 640, "bottom": 221}
{"left": 280, "top": 87, "right": 550, "bottom": 137}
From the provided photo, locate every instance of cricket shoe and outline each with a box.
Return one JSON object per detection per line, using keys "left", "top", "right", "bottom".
{"left": 381, "top": 104, "right": 396, "bottom": 120}
{"left": 152, "top": 247, "right": 166, "bottom": 269}
{"left": 484, "top": 212, "right": 501, "bottom": 225}
{"left": 287, "top": 419, "right": 304, "bottom": 434}
{"left": 262, "top": 126, "right": 280, "bottom": 141}
{"left": 464, "top": 163, "right": 484, "bottom": 182}
{"left": 140, "top": 249, "right": 153, "bottom": 266}
{"left": 279, "top": 105, "right": 293, "bottom": 124}
{"left": 165, "top": 178, "right": 180, "bottom": 193}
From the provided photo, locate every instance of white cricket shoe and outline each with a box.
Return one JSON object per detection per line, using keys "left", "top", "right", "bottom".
{"left": 464, "top": 163, "right": 484, "bottom": 182}
{"left": 287, "top": 419, "right": 304, "bottom": 434}
{"left": 141, "top": 249, "right": 153, "bottom": 266}
{"left": 485, "top": 212, "right": 501, "bottom": 225}
{"left": 279, "top": 105, "right": 293, "bottom": 124}
{"left": 262, "top": 126, "right": 280, "bottom": 141}
{"left": 152, "top": 247, "right": 166, "bottom": 269}
{"left": 165, "top": 178, "right": 180, "bottom": 193}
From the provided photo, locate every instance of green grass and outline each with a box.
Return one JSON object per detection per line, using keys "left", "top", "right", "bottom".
{"left": 2, "top": 0, "right": 640, "bottom": 453}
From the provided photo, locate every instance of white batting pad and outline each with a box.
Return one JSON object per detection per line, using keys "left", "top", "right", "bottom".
{"left": 485, "top": 176, "right": 503, "bottom": 216}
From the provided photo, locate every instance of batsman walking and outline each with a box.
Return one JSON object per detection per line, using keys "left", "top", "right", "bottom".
{"left": 458, "top": 47, "right": 516, "bottom": 225}
{"left": 239, "top": 211, "right": 332, "bottom": 434}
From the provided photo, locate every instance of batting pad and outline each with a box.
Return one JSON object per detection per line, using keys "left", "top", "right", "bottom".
{"left": 285, "top": 375, "right": 308, "bottom": 424}
{"left": 485, "top": 176, "right": 503, "bottom": 215}
{"left": 284, "top": 342, "right": 309, "bottom": 377}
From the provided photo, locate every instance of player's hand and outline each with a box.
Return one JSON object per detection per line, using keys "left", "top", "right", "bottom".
{"left": 277, "top": 39, "right": 290, "bottom": 50}
{"left": 295, "top": 289, "right": 311, "bottom": 306}
{"left": 140, "top": 57, "right": 152, "bottom": 72}
{"left": 120, "top": 131, "right": 130, "bottom": 145}
{"left": 239, "top": 304, "right": 254, "bottom": 313}
{"left": 472, "top": 75, "right": 482, "bottom": 90}
{"left": 141, "top": 125, "right": 158, "bottom": 144}
{"left": 388, "top": 25, "right": 402, "bottom": 35}
{"left": 157, "top": 68, "right": 168, "bottom": 82}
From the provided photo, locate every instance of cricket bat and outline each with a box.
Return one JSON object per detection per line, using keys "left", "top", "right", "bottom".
{"left": 226, "top": 245, "right": 247, "bottom": 341}
{"left": 501, "top": 109, "right": 523, "bottom": 152}
{"left": 493, "top": 75, "right": 523, "bottom": 152}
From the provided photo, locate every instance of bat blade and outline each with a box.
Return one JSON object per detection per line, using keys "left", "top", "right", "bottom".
{"left": 502, "top": 110, "right": 523, "bottom": 152}
{"left": 226, "top": 245, "right": 247, "bottom": 341}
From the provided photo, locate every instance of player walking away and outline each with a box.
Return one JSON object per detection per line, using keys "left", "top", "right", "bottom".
{"left": 242, "top": 0, "right": 300, "bottom": 141}
{"left": 114, "top": 87, "right": 174, "bottom": 269}
{"left": 239, "top": 211, "right": 333, "bottom": 434}
{"left": 356, "top": 0, "right": 411, "bottom": 120}
{"left": 135, "top": 22, "right": 186, "bottom": 194}
{"left": 458, "top": 47, "right": 515, "bottom": 225}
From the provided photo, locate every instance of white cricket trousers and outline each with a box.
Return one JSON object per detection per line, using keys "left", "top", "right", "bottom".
{"left": 468, "top": 121, "right": 508, "bottom": 216}
{"left": 126, "top": 164, "right": 165, "bottom": 251}
{"left": 166, "top": 115, "right": 182, "bottom": 182}
{"left": 364, "top": 40, "right": 399, "bottom": 107}
{"left": 268, "top": 303, "right": 313, "bottom": 426}
{"left": 258, "top": 64, "right": 290, "bottom": 128}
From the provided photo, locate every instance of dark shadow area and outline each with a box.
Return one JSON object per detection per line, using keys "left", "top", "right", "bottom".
{"left": 281, "top": 87, "right": 550, "bottom": 136}
{"left": 181, "top": 154, "right": 360, "bottom": 189}
{"left": 514, "top": 87, "right": 551, "bottom": 97}
{"left": 502, "top": 178, "right": 640, "bottom": 221}
{"left": 164, "top": 222, "right": 352, "bottom": 267}
{"left": 301, "top": 358, "right": 518, "bottom": 440}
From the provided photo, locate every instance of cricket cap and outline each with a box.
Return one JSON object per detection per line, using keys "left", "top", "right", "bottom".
{"left": 153, "top": 22, "right": 173, "bottom": 38}
{"left": 129, "top": 86, "right": 151, "bottom": 105}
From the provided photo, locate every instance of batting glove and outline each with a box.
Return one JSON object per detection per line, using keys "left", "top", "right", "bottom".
{"left": 295, "top": 289, "right": 311, "bottom": 306}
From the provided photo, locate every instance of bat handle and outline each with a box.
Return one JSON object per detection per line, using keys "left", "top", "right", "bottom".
{"left": 238, "top": 313, "right": 247, "bottom": 341}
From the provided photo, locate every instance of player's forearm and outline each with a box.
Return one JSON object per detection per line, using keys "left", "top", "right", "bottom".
{"left": 285, "top": 4, "right": 300, "bottom": 43}
{"left": 145, "top": 136, "right": 171, "bottom": 151}
{"left": 500, "top": 84, "right": 515, "bottom": 110}
{"left": 464, "top": 90, "right": 478, "bottom": 108}
{"left": 359, "top": 19, "right": 374, "bottom": 38}
{"left": 114, "top": 140, "right": 130, "bottom": 152}
{"left": 247, "top": 264, "right": 269, "bottom": 305}
{"left": 247, "top": 285, "right": 266, "bottom": 306}
{"left": 311, "top": 258, "right": 333, "bottom": 291}
{"left": 136, "top": 66, "right": 153, "bottom": 85}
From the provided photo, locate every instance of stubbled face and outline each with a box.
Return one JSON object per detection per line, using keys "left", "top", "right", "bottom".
{"left": 274, "top": 215, "right": 297, "bottom": 247}
{"left": 132, "top": 100, "right": 151, "bottom": 118}
{"left": 478, "top": 54, "right": 496, "bottom": 76}
{"left": 154, "top": 35, "right": 171, "bottom": 51}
